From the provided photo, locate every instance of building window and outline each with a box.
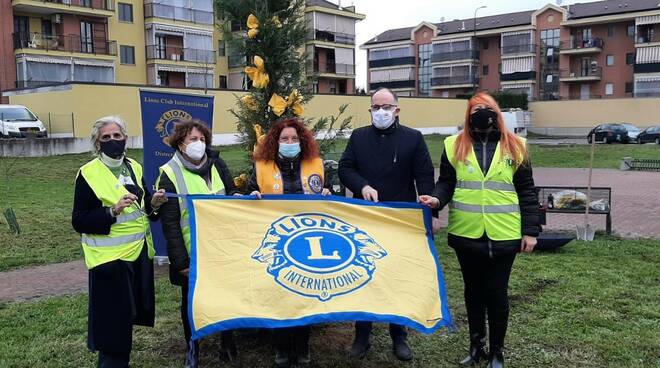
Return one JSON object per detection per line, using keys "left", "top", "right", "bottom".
{"left": 417, "top": 43, "right": 432, "bottom": 97}
{"left": 312, "top": 81, "right": 319, "bottom": 94}
{"left": 608, "top": 25, "right": 615, "bottom": 37}
{"left": 540, "top": 29, "right": 560, "bottom": 47}
{"left": 482, "top": 39, "right": 489, "bottom": 50}
{"left": 329, "top": 81, "right": 337, "bottom": 94}
{"left": 120, "top": 45, "right": 135, "bottom": 65}
{"left": 606, "top": 55, "right": 614, "bottom": 66}
{"left": 605, "top": 83, "right": 614, "bottom": 95}
{"left": 498, "top": 63, "right": 502, "bottom": 74}
{"left": 627, "top": 25, "right": 635, "bottom": 37}
{"left": 218, "top": 41, "right": 226, "bottom": 57}
{"left": 625, "top": 82, "right": 634, "bottom": 94}
{"left": 219, "top": 75, "right": 227, "bottom": 89}
{"left": 80, "top": 21, "right": 94, "bottom": 53}
{"left": 118, "top": 3, "right": 133, "bottom": 22}
{"left": 483, "top": 64, "right": 489, "bottom": 76}
{"left": 626, "top": 53, "right": 635, "bottom": 65}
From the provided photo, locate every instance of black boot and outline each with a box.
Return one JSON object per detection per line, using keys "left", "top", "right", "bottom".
{"left": 348, "top": 322, "right": 371, "bottom": 359}
{"left": 273, "top": 349, "right": 289, "bottom": 368}
{"left": 219, "top": 331, "right": 240, "bottom": 366}
{"left": 184, "top": 340, "right": 199, "bottom": 368}
{"left": 459, "top": 333, "right": 487, "bottom": 366}
{"left": 487, "top": 347, "right": 504, "bottom": 368}
{"left": 392, "top": 337, "right": 413, "bottom": 361}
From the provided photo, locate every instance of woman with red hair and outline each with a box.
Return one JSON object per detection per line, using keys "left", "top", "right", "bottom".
{"left": 419, "top": 92, "right": 540, "bottom": 368}
{"left": 247, "top": 118, "right": 330, "bottom": 368}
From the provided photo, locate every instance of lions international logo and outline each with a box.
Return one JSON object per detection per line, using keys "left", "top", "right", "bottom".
{"left": 252, "top": 213, "right": 387, "bottom": 301}
{"left": 154, "top": 109, "right": 192, "bottom": 145}
{"left": 307, "top": 174, "right": 323, "bottom": 194}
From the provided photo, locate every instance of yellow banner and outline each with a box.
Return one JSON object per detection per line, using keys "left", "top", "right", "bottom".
{"left": 187, "top": 195, "right": 452, "bottom": 339}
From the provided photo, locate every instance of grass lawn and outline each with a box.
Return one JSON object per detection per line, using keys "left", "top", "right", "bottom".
{"left": 0, "top": 136, "right": 657, "bottom": 271}
{"left": 0, "top": 236, "right": 658, "bottom": 367}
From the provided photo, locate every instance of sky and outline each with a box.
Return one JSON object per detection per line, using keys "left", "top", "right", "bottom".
{"left": 337, "top": 0, "right": 603, "bottom": 89}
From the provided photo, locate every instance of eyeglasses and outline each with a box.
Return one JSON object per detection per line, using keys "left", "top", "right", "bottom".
{"left": 370, "top": 104, "right": 397, "bottom": 112}
{"left": 99, "top": 132, "right": 125, "bottom": 142}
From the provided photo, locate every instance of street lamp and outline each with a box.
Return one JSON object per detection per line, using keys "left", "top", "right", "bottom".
{"left": 473, "top": 5, "right": 487, "bottom": 93}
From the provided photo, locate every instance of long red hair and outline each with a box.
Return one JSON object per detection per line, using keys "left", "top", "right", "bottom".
{"left": 254, "top": 118, "right": 320, "bottom": 162}
{"left": 453, "top": 92, "right": 528, "bottom": 164}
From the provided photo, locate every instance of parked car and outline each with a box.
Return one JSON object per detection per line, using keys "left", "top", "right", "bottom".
{"left": 587, "top": 123, "right": 630, "bottom": 144}
{"left": 621, "top": 123, "right": 642, "bottom": 141}
{"left": 0, "top": 105, "right": 47, "bottom": 138}
{"left": 636, "top": 126, "right": 660, "bottom": 144}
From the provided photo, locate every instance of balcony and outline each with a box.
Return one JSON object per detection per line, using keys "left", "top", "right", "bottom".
{"left": 559, "top": 67, "right": 602, "bottom": 82}
{"left": 314, "top": 62, "right": 355, "bottom": 76}
{"left": 634, "top": 62, "right": 660, "bottom": 74}
{"left": 369, "top": 80, "right": 415, "bottom": 90}
{"left": 13, "top": 32, "right": 117, "bottom": 56}
{"left": 431, "top": 75, "right": 479, "bottom": 89}
{"left": 500, "top": 71, "right": 537, "bottom": 82}
{"left": 431, "top": 50, "right": 479, "bottom": 63}
{"left": 501, "top": 43, "right": 536, "bottom": 56}
{"left": 559, "top": 37, "right": 604, "bottom": 55}
{"left": 310, "top": 30, "right": 355, "bottom": 46}
{"left": 12, "top": 0, "right": 115, "bottom": 17}
{"left": 144, "top": 3, "right": 214, "bottom": 25}
{"left": 146, "top": 45, "right": 216, "bottom": 64}
{"left": 565, "top": 94, "right": 602, "bottom": 100}
{"left": 368, "top": 56, "right": 415, "bottom": 69}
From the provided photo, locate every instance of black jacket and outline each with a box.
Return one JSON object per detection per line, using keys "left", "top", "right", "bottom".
{"left": 432, "top": 131, "right": 540, "bottom": 256}
{"left": 247, "top": 154, "right": 331, "bottom": 194}
{"left": 157, "top": 149, "right": 239, "bottom": 286}
{"left": 338, "top": 120, "right": 435, "bottom": 203}
{"left": 72, "top": 157, "right": 159, "bottom": 236}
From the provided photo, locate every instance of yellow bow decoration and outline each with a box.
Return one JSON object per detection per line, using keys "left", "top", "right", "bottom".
{"left": 268, "top": 89, "right": 304, "bottom": 117}
{"left": 244, "top": 55, "right": 269, "bottom": 89}
{"left": 247, "top": 14, "right": 259, "bottom": 38}
{"left": 241, "top": 94, "right": 258, "bottom": 111}
{"left": 272, "top": 16, "right": 282, "bottom": 28}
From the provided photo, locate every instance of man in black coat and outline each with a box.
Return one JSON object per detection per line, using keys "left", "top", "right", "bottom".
{"left": 338, "top": 87, "right": 436, "bottom": 362}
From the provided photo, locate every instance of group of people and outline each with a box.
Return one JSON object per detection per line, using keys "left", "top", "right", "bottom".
{"left": 72, "top": 88, "right": 539, "bottom": 368}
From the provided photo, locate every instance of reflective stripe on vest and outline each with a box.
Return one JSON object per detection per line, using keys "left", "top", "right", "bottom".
{"left": 158, "top": 154, "right": 225, "bottom": 253}
{"left": 255, "top": 157, "right": 324, "bottom": 195}
{"left": 444, "top": 134, "right": 525, "bottom": 241}
{"left": 78, "top": 158, "right": 154, "bottom": 269}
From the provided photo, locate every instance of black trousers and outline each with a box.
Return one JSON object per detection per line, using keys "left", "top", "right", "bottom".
{"left": 455, "top": 248, "right": 516, "bottom": 351}
{"left": 354, "top": 321, "right": 407, "bottom": 343}
{"left": 273, "top": 326, "right": 311, "bottom": 357}
{"left": 180, "top": 279, "right": 233, "bottom": 348}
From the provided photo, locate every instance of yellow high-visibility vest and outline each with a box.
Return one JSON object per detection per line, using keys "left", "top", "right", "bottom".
{"left": 157, "top": 154, "right": 225, "bottom": 254}
{"left": 444, "top": 134, "right": 524, "bottom": 241}
{"left": 78, "top": 158, "right": 154, "bottom": 269}
{"left": 255, "top": 157, "right": 324, "bottom": 195}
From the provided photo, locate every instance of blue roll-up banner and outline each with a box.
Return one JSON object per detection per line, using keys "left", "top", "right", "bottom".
{"left": 139, "top": 90, "right": 215, "bottom": 258}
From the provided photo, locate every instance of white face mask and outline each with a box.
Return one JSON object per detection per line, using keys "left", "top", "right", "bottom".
{"left": 184, "top": 140, "right": 206, "bottom": 161}
{"left": 371, "top": 108, "right": 396, "bottom": 130}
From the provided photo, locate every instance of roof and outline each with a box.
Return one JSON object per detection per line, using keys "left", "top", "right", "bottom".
{"left": 363, "top": 0, "right": 660, "bottom": 46}
{"left": 305, "top": 0, "right": 340, "bottom": 10}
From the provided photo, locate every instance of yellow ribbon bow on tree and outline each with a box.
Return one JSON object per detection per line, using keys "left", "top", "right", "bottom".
{"left": 272, "top": 16, "right": 282, "bottom": 28}
{"left": 268, "top": 89, "right": 304, "bottom": 117}
{"left": 245, "top": 55, "right": 269, "bottom": 89}
{"left": 241, "top": 94, "right": 258, "bottom": 111}
{"left": 247, "top": 14, "right": 259, "bottom": 38}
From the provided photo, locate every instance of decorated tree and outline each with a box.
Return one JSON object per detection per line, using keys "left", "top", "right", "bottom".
{"left": 216, "top": 0, "right": 352, "bottom": 160}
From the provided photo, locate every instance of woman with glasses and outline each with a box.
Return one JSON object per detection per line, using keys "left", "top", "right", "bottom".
{"left": 419, "top": 92, "right": 540, "bottom": 368}
{"left": 72, "top": 116, "right": 167, "bottom": 368}
{"left": 247, "top": 118, "right": 331, "bottom": 368}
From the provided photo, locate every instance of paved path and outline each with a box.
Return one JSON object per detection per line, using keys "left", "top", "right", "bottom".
{"left": 1, "top": 168, "right": 657, "bottom": 303}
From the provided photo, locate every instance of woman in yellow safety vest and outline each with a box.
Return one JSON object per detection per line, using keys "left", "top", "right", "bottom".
{"left": 156, "top": 119, "right": 241, "bottom": 368}
{"left": 248, "top": 118, "right": 331, "bottom": 368}
{"left": 72, "top": 115, "right": 167, "bottom": 368}
{"left": 419, "top": 93, "right": 540, "bottom": 368}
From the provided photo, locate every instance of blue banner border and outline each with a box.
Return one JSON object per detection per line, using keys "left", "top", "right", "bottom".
{"left": 186, "top": 194, "right": 454, "bottom": 340}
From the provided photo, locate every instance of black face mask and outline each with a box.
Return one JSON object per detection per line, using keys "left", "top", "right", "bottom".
{"left": 99, "top": 139, "right": 126, "bottom": 159}
{"left": 470, "top": 108, "right": 498, "bottom": 131}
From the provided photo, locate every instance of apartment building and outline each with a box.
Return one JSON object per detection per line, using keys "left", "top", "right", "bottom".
{"left": 0, "top": 0, "right": 363, "bottom": 102}
{"left": 362, "top": 0, "right": 660, "bottom": 100}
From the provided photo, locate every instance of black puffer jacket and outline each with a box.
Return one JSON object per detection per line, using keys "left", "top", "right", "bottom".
{"left": 432, "top": 130, "right": 540, "bottom": 257}
{"left": 157, "top": 149, "right": 239, "bottom": 286}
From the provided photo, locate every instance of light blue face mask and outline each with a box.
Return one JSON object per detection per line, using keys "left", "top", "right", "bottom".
{"left": 279, "top": 142, "right": 301, "bottom": 158}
